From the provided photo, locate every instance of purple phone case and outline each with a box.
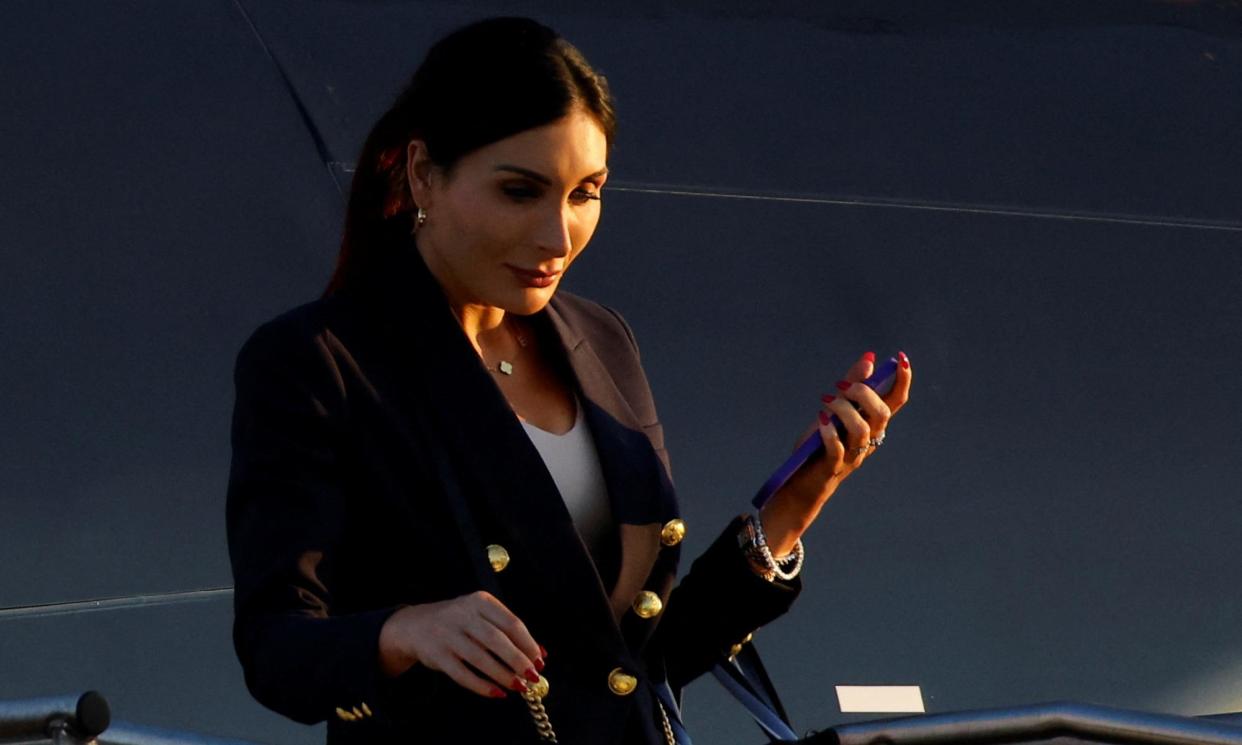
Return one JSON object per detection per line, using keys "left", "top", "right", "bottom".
{"left": 751, "top": 357, "right": 900, "bottom": 510}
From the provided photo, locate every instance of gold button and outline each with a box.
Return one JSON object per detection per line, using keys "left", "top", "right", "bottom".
{"left": 632, "top": 590, "right": 663, "bottom": 619}
{"left": 526, "top": 674, "right": 550, "bottom": 699}
{"left": 360, "top": 702, "right": 373, "bottom": 717}
{"left": 351, "top": 706, "right": 364, "bottom": 719}
{"left": 660, "top": 519, "right": 687, "bottom": 546}
{"left": 334, "top": 707, "right": 356, "bottom": 722}
{"left": 608, "top": 667, "right": 638, "bottom": 696}
{"left": 486, "top": 544, "right": 510, "bottom": 572}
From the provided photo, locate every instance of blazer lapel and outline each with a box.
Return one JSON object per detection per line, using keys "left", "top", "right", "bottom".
{"left": 543, "top": 302, "right": 677, "bottom": 625}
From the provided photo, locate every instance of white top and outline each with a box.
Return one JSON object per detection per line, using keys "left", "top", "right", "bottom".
{"left": 520, "top": 398, "right": 613, "bottom": 562}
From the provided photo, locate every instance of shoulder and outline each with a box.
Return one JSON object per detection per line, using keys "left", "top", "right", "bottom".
{"left": 237, "top": 299, "right": 333, "bottom": 366}
{"left": 548, "top": 290, "right": 642, "bottom": 357}
{"left": 233, "top": 297, "right": 352, "bottom": 405}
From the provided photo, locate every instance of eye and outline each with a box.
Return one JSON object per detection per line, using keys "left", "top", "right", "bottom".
{"left": 569, "top": 187, "right": 602, "bottom": 205}
{"left": 501, "top": 183, "right": 541, "bottom": 202}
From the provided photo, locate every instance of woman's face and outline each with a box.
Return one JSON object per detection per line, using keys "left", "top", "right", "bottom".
{"left": 408, "top": 106, "right": 609, "bottom": 316}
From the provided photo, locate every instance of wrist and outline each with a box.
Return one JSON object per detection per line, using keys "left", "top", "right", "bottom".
{"left": 378, "top": 605, "right": 419, "bottom": 678}
{"left": 737, "top": 513, "right": 805, "bottom": 582}
{"left": 758, "top": 503, "right": 809, "bottom": 557}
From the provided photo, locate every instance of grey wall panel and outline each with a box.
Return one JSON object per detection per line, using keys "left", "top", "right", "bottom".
{"left": 0, "top": 597, "right": 319, "bottom": 744}
{"left": 242, "top": 1, "right": 1241, "bottom": 224}
{"left": 563, "top": 189, "right": 1242, "bottom": 739}
{"left": 0, "top": 1, "right": 343, "bottom": 608}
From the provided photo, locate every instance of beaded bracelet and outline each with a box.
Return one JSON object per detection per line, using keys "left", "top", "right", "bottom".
{"left": 738, "top": 513, "right": 804, "bottom": 582}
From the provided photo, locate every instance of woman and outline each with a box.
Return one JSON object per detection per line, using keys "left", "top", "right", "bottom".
{"left": 227, "top": 16, "right": 912, "bottom": 745}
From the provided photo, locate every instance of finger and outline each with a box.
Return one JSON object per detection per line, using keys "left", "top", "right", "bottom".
{"left": 473, "top": 592, "right": 542, "bottom": 670}
{"left": 465, "top": 615, "right": 541, "bottom": 687}
{"left": 844, "top": 351, "right": 876, "bottom": 384}
{"left": 432, "top": 651, "right": 507, "bottom": 699}
{"left": 817, "top": 410, "right": 846, "bottom": 475}
{"left": 452, "top": 633, "right": 531, "bottom": 694}
{"left": 840, "top": 381, "right": 892, "bottom": 435}
{"left": 884, "top": 350, "right": 913, "bottom": 415}
{"left": 810, "top": 392, "right": 843, "bottom": 441}
{"left": 828, "top": 397, "right": 870, "bottom": 463}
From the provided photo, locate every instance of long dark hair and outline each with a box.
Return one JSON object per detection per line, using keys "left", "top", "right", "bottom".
{"left": 325, "top": 17, "right": 617, "bottom": 296}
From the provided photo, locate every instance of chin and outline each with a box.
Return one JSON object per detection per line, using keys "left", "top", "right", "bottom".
{"left": 512, "top": 296, "right": 552, "bottom": 316}
{"left": 507, "top": 285, "right": 559, "bottom": 315}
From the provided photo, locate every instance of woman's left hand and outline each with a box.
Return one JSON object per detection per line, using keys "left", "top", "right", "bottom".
{"left": 759, "top": 351, "right": 913, "bottom": 556}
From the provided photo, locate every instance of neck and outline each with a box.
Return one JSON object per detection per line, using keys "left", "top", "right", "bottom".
{"left": 455, "top": 303, "right": 508, "bottom": 356}
{"left": 416, "top": 235, "right": 511, "bottom": 357}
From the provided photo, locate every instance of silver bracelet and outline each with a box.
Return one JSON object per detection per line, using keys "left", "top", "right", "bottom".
{"left": 739, "top": 513, "right": 804, "bottom": 582}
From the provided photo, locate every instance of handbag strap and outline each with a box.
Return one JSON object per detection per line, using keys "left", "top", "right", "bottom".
{"left": 710, "top": 644, "right": 799, "bottom": 742}
{"left": 654, "top": 642, "right": 798, "bottom": 744}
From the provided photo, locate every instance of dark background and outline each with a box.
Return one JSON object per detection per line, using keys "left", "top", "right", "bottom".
{"left": 2, "top": 2, "right": 1240, "bottom": 743}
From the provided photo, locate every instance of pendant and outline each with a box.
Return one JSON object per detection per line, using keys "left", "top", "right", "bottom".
{"left": 498, "top": 360, "right": 514, "bottom": 375}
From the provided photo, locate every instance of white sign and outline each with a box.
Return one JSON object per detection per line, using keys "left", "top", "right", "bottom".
{"left": 836, "top": 685, "right": 926, "bottom": 713}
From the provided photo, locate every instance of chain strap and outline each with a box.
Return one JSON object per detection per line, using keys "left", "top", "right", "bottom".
{"left": 520, "top": 674, "right": 676, "bottom": 745}
{"left": 657, "top": 700, "right": 677, "bottom": 745}
{"left": 521, "top": 677, "right": 558, "bottom": 743}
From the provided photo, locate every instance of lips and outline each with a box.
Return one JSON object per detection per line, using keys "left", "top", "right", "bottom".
{"left": 507, "top": 265, "right": 561, "bottom": 288}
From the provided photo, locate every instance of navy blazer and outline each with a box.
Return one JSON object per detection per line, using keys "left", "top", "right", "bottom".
{"left": 226, "top": 244, "right": 801, "bottom": 744}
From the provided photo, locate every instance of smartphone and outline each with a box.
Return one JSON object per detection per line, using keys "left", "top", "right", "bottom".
{"left": 751, "top": 356, "right": 900, "bottom": 510}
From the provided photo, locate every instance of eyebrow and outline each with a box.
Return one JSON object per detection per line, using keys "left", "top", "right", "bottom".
{"left": 493, "top": 164, "right": 609, "bottom": 183}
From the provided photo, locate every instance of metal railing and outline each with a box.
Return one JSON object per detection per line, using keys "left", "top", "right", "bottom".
{"left": 800, "top": 701, "right": 1242, "bottom": 745}
{"left": 10, "top": 692, "right": 1242, "bottom": 745}
{"left": 0, "top": 693, "right": 264, "bottom": 745}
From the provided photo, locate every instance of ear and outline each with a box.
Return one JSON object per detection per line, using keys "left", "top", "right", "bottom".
{"left": 405, "top": 139, "right": 437, "bottom": 210}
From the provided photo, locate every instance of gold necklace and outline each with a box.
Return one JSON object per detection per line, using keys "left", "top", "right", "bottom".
{"left": 487, "top": 319, "right": 528, "bottom": 376}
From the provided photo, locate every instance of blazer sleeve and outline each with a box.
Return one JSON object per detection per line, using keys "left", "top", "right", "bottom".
{"left": 657, "top": 516, "right": 801, "bottom": 692}
{"left": 599, "top": 306, "right": 802, "bottom": 692}
{"left": 225, "top": 317, "right": 438, "bottom": 725}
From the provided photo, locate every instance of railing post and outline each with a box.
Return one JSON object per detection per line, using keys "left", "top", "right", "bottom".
{"left": 0, "top": 691, "right": 111, "bottom": 744}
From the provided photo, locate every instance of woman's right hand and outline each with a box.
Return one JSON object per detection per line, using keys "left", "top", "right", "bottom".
{"left": 378, "top": 591, "right": 545, "bottom": 699}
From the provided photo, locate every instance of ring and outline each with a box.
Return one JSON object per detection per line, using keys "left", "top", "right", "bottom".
{"left": 850, "top": 446, "right": 869, "bottom": 456}
{"left": 869, "top": 432, "right": 886, "bottom": 448}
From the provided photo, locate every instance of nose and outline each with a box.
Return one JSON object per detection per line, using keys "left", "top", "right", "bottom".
{"left": 536, "top": 203, "right": 573, "bottom": 258}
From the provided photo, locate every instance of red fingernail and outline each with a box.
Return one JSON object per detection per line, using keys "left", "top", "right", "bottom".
{"left": 835, "top": 380, "right": 851, "bottom": 391}
{"left": 818, "top": 410, "right": 830, "bottom": 426}
{"left": 863, "top": 351, "right": 876, "bottom": 363}
{"left": 525, "top": 668, "right": 540, "bottom": 683}
{"left": 820, "top": 394, "right": 836, "bottom": 404}
{"left": 898, "top": 351, "right": 910, "bottom": 369}
{"left": 490, "top": 687, "right": 507, "bottom": 699}
{"left": 510, "top": 676, "right": 528, "bottom": 691}
{"left": 539, "top": 645, "right": 548, "bottom": 658}
{"left": 534, "top": 657, "right": 545, "bottom": 671}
